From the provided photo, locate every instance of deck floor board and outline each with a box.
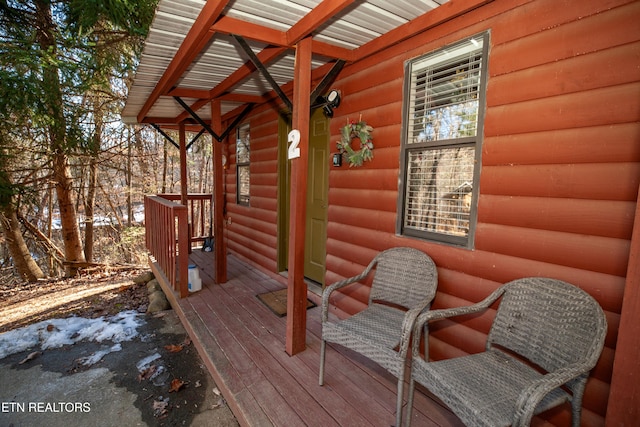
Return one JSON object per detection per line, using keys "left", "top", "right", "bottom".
{"left": 156, "top": 252, "right": 463, "bottom": 427}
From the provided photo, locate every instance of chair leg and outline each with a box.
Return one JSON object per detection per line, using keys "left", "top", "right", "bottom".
{"left": 405, "top": 379, "right": 416, "bottom": 427}
{"left": 571, "top": 397, "right": 582, "bottom": 427}
{"left": 396, "top": 376, "right": 404, "bottom": 427}
{"left": 319, "top": 339, "right": 326, "bottom": 386}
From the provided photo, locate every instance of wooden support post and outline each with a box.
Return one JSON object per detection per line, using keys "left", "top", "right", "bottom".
{"left": 211, "top": 99, "right": 227, "bottom": 283}
{"left": 179, "top": 122, "right": 188, "bottom": 206}
{"left": 178, "top": 122, "right": 191, "bottom": 253}
{"left": 606, "top": 184, "right": 640, "bottom": 425}
{"left": 286, "top": 37, "right": 312, "bottom": 356}
{"left": 176, "top": 205, "right": 189, "bottom": 298}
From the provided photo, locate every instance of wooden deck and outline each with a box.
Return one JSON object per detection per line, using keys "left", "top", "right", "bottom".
{"left": 153, "top": 250, "right": 462, "bottom": 427}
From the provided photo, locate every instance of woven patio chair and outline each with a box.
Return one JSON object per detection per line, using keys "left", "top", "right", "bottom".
{"left": 406, "top": 277, "right": 607, "bottom": 427}
{"left": 319, "top": 247, "right": 438, "bottom": 427}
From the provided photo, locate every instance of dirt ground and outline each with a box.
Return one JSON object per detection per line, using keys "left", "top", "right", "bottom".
{"left": 0, "top": 269, "right": 239, "bottom": 427}
{"left": 0, "top": 268, "right": 150, "bottom": 334}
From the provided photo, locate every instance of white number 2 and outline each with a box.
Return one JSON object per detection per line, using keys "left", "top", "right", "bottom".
{"left": 288, "top": 129, "right": 300, "bottom": 160}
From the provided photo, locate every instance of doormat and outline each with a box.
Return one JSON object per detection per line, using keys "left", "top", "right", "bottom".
{"left": 256, "top": 288, "right": 316, "bottom": 317}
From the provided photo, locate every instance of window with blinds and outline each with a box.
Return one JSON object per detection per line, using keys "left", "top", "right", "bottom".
{"left": 236, "top": 123, "right": 250, "bottom": 206}
{"left": 399, "top": 32, "right": 488, "bottom": 246}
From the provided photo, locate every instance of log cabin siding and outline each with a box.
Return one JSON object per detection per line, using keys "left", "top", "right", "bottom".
{"left": 221, "top": 0, "right": 639, "bottom": 424}
{"left": 226, "top": 106, "right": 281, "bottom": 273}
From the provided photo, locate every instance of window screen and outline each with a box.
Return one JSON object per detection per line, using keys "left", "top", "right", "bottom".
{"left": 399, "top": 32, "right": 488, "bottom": 246}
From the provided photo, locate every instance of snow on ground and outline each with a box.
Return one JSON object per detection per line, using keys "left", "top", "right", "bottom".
{"left": 0, "top": 310, "right": 144, "bottom": 362}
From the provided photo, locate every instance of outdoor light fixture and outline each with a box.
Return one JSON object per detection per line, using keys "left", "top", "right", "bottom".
{"left": 319, "top": 89, "right": 341, "bottom": 118}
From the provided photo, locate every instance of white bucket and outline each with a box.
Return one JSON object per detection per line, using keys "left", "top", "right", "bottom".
{"left": 188, "top": 264, "right": 202, "bottom": 292}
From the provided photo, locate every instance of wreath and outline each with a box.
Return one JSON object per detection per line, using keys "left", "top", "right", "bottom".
{"left": 337, "top": 120, "right": 374, "bottom": 167}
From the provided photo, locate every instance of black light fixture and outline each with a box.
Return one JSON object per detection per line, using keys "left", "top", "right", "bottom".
{"left": 319, "top": 89, "right": 341, "bottom": 118}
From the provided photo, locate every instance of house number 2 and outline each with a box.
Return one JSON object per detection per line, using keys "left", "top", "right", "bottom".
{"left": 288, "top": 129, "right": 300, "bottom": 159}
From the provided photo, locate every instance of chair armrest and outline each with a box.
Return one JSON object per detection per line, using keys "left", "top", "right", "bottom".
{"left": 513, "top": 365, "right": 592, "bottom": 427}
{"left": 321, "top": 258, "right": 379, "bottom": 322}
{"left": 411, "top": 284, "right": 509, "bottom": 359}
{"left": 398, "top": 304, "right": 431, "bottom": 357}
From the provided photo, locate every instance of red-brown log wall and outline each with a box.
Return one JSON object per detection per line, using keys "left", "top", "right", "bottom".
{"left": 223, "top": 0, "right": 640, "bottom": 425}
{"left": 225, "top": 107, "right": 281, "bottom": 273}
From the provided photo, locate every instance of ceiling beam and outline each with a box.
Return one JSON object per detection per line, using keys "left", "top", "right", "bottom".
{"left": 212, "top": 15, "right": 353, "bottom": 61}
{"left": 134, "top": 0, "right": 488, "bottom": 127}
{"left": 208, "top": 45, "right": 288, "bottom": 100}
{"left": 140, "top": 0, "right": 359, "bottom": 125}
{"left": 232, "top": 35, "right": 293, "bottom": 111}
{"left": 168, "top": 45, "right": 288, "bottom": 124}
{"left": 212, "top": 16, "right": 288, "bottom": 46}
{"left": 168, "top": 88, "right": 210, "bottom": 99}
{"left": 286, "top": 0, "right": 356, "bottom": 45}
{"left": 310, "top": 40, "right": 354, "bottom": 62}
{"left": 137, "top": 0, "right": 230, "bottom": 123}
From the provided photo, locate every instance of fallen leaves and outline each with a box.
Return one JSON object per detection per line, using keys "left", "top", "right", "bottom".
{"left": 169, "top": 378, "right": 186, "bottom": 393}
{"left": 153, "top": 397, "right": 169, "bottom": 418}
{"left": 137, "top": 365, "right": 158, "bottom": 382}
{"left": 136, "top": 335, "right": 207, "bottom": 421}
{"left": 164, "top": 344, "right": 183, "bottom": 353}
{"left": 164, "top": 336, "right": 191, "bottom": 353}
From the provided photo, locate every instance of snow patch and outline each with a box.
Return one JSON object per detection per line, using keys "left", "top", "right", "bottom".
{"left": 0, "top": 310, "right": 144, "bottom": 360}
{"left": 136, "top": 351, "right": 169, "bottom": 386}
{"left": 79, "top": 343, "right": 122, "bottom": 366}
{"left": 136, "top": 352, "right": 161, "bottom": 372}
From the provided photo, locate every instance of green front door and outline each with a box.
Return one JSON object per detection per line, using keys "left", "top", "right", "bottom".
{"left": 277, "top": 109, "right": 329, "bottom": 285}
{"left": 303, "top": 109, "right": 330, "bottom": 284}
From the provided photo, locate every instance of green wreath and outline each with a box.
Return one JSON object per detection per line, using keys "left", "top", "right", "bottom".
{"left": 337, "top": 120, "right": 374, "bottom": 167}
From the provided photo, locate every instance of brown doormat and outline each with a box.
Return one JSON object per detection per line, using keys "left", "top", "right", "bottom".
{"left": 256, "top": 288, "right": 316, "bottom": 317}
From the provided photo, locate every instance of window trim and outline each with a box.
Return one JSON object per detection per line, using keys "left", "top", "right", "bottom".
{"left": 396, "top": 31, "right": 490, "bottom": 248}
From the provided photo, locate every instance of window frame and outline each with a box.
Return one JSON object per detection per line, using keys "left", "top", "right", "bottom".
{"left": 396, "top": 31, "right": 490, "bottom": 248}
{"left": 236, "top": 123, "right": 250, "bottom": 206}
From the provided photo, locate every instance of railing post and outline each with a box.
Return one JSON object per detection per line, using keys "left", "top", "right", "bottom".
{"left": 176, "top": 205, "right": 189, "bottom": 298}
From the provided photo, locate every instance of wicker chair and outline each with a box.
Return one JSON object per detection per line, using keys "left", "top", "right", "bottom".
{"left": 406, "top": 277, "right": 607, "bottom": 427}
{"left": 319, "top": 247, "right": 438, "bottom": 427}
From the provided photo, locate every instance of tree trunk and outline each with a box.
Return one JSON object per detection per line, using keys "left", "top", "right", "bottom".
{"left": 0, "top": 208, "right": 45, "bottom": 282}
{"left": 0, "top": 165, "right": 45, "bottom": 282}
{"left": 84, "top": 156, "right": 97, "bottom": 262}
{"left": 35, "top": 0, "right": 85, "bottom": 275}
{"left": 53, "top": 154, "right": 86, "bottom": 273}
{"left": 133, "top": 126, "right": 151, "bottom": 194}
{"left": 84, "top": 87, "right": 104, "bottom": 262}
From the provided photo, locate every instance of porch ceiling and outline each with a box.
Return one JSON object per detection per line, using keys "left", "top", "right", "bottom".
{"left": 121, "top": 0, "right": 453, "bottom": 128}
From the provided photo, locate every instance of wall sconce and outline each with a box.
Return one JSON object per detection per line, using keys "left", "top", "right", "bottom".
{"left": 316, "top": 89, "right": 341, "bottom": 118}
{"left": 332, "top": 153, "right": 343, "bottom": 167}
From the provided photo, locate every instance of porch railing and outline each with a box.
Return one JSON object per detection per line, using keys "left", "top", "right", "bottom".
{"left": 144, "top": 195, "right": 189, "bottom": 297}
{"left": 158, "top": 193, "right": 213, "bottom": 246}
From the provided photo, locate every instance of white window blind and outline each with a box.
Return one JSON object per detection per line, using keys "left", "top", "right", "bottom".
{"left": 407, "top": 35, "right": 483, "bottom": 144}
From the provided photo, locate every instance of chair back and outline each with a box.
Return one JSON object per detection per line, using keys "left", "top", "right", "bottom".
{"left": 369, "top": 247, "right": 438, "bottom": 310}
{"left": 488, "top": 278, "right": 607, "bottom": 377}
